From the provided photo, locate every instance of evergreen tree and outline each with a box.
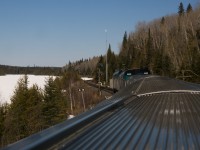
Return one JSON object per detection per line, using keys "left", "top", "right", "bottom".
{"left": 153, "top": 51, "right": 163, "bottom": 75}
{"left": 186, "top": 3, "right": 193, "bottom": 14}
{"left": 106, "top": 44, "right": 117, "bottom": 78}
{"left": 94, "top": 55, "right": 105, "bottom": 82}
{"left": 0, "top": 106, "right": 3, "bottom": 144}
{"left": 54, "top": 77, "right": 68, "bottom": 120}
{"left": 146, "top": 28, "right": 154, "bottom": 69}
{"left": 191, "top": 48, "right": 200, "bottom": 76}
{"left": 107, "top": 44, "right": 112, "bottom": 64}
{"left": 3, "top": 75, "right": 29, "bottom": 143}
{"left": 0, "top": 103, "right": 8, "bottom": 147}
{"left": 161, "top": 17, "right": 165, "bottom": 25}
{"left": 68, "top": 61, "right": 74, "bottom": 71}
{"left": 119, "top": 31, "right": 128, "bottom": 68}
{"left": 162, "top": 55, "right": 172, "bottom": 76}
{"left": 126, "top": 36, "right": 137, "bottom": 68}
{"left": 26, "top": 85, "right": 44, "bottom": 135}
{"left": 122, "top": 31, "right": 128, "bottom": 50}
{"left": 42, "top": 77, "right": 66, "bottom": 128}
{"left": 178, "top": 2, "right": 185, "bottom": 16}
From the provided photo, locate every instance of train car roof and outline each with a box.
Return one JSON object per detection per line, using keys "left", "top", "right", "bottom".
{"left": 4, "top": 75, "right": 200, "bottom": 150}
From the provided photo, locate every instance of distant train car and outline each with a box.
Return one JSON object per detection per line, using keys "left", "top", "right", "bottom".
{"left": 112, "top": 68, "right": 150, "bottom": 92}
{"left": 120, "top": 69, "right": 149, "bottom": 80}
{"left": 111, "top": 70, "right": 123, "bottom": 92}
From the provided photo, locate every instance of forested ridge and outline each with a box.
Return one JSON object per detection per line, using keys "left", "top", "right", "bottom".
{"left": 116, "top": 3, "right": 200, "bottom": 82}
{"left": 64, "top": 56, "right": 99, "bottom": 77}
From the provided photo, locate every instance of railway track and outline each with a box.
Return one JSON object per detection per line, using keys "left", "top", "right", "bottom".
{"left": 84, "top": 80, "right": 115, "bottom": 94}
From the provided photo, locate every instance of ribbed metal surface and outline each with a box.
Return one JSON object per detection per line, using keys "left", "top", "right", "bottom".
{"left": 132, "top": 76, "right": 200, "bottom": 95}
{"left": 62, "top": 93, "right": 200, "bottom": 150}
{"left": 3, "top": 76, "right": 200, "bottom": 150}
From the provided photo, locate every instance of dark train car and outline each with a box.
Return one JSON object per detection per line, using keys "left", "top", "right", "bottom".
{"left": 121, "top": 68, "right": 150, "bottom": 80}
{"left": 112, "top": 68, "right": 150, "bottom": 91}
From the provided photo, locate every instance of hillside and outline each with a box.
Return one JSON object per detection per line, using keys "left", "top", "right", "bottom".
{"left": 64, "top": 4, "right": 200, "bottom": 84}
{"left": 117, "top": 3, "right": 200, "bottom": 82}
{"left": 64, "top": 56, "right": 99, "bottom": 77}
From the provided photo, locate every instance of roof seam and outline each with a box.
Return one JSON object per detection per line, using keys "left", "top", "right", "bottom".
{"left": 137, "top": 90, "right": 200, "bottom": 97}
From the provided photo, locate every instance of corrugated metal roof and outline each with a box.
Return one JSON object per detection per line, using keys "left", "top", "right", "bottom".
{"left": 134, "top": 76, "right": 200, "bottom": 95}
{"left": 3, "top": 76, "right": 200, "bottom": 150}
{"left": 60, "top": 93, "right": 200, "bottom": 150}
{"left": 59, "top": 76, "right": 200, "bottom": 150}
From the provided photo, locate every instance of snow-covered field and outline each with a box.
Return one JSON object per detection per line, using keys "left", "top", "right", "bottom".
{"left": 0, "top": 75, "right": 55, "bottom": 104}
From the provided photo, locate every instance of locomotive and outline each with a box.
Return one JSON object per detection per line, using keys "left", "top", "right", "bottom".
{"left": 111, "top": 68, "right": 150, "bottom": 92}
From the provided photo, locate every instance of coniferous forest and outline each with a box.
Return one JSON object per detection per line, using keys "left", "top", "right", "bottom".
{"left": 0, "top": 71, "right": 105, "bottom": 147}
{"left": 94, "top": 3, "right": 200, "bottom": 83}
{"left": 1, "top": 2, "right": 200, "bottom": 148}
{"left": 117, "top": 3, "right": 200, "bottom": 81}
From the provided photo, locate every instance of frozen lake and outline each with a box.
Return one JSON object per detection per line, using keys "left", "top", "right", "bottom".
{"left": 0, "top": 74, "right": 54, "bottom": 104}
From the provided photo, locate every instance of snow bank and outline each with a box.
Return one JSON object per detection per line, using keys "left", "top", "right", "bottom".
{"left": 68, "top": 115, "right": 75, "bottom": 119}
{"left": 81, "top": 77, "right": 93, "bottom": 81}
{"left": 0, "top": 75, "right": 55, "bottom": 104}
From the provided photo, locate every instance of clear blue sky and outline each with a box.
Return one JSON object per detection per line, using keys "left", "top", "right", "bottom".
{"left": 0, "top": 0, "right": 199, "bottom": 67}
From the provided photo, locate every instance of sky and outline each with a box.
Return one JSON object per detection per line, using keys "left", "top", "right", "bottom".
{"left": 0, "top": 0, "right": 199, "bottom": 67}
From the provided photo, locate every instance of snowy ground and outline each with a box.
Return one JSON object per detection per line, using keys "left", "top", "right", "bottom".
{"left": 0, "top": 75, "right": 55, "bottom": 104}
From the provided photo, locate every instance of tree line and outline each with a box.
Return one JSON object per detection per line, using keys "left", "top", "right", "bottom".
{"left": 64, "top": 56, "right": 99, "bottom": 77}
{"left": 0, "top": 65, "right": 62, "bottom": 76}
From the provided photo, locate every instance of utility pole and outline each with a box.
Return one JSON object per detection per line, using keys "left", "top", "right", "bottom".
{"left": 98, "top": 68, "right": 101, "bottom": 96}
{"left": 69, "top": 81, "right": 73, "bottom": 115}
{"left": 98, "top": 63, "right": 103, "bottom": 96}
{"left": 105, "top": 29, "right": 108, "bottom": 84}
{"left": 78, "top": 88, "right": 85, "bottom": 112}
